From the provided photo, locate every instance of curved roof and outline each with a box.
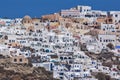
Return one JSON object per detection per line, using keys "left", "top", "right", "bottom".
{"left": 23, "top": 15, "right": 32, "bottom": 20}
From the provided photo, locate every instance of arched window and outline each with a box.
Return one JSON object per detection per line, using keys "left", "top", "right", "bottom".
{"left": 19, "top": 58, "right": 22, "bottom": 62}
{"left": 14, "top": 59, "right": 17, "bottom": 62}
{"left": 60, "top": 57, "right": 63, "bottom": 60}
{"left": 64, "top": 57, "right": 67, "bottom": 59}
{"left": 46, "top": 49, "right": 49, "bottom": 53}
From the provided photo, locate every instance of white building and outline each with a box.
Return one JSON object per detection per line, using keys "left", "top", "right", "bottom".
{"left": 101, "top": 23, "right": 116, "bottom": 32}
{"left": 98, "top": 34, "right": 116, "bottom": 48}
{"left": 109, "top": 11, "right": 120, "bottom": 23}
{"left": 76, "top": 5, "right": 92, "bottom": 12}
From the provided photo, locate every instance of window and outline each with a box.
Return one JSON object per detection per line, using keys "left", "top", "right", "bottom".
{"left": 19, "top": 58, "right": 22, "bottom": 62}
{"left": 60, "top": 77, "right": 63, "bottom": 79}
{"left": 104, "top": 40, "right": 106, "bottom": 42}
{"left": 59, "top": 73, "right": 63, "bottom": 75}
{"left": 106, "top": 40, "right": 108, "bottom": 42}
{"left": 76, "top": 70, "right": 80, "bottom": 72}
{"left": 14, "top": 59, "right": 17, "bottom": 62}
{"left": 9, "top": 40, "right": 11, "bottom": 42}
{"left": 67, "top": 34, "right": 69, "bottom": 36}
{"left": 12, "top": 40, "right": 15, "bottom": 42}
{"left": 35, "top": 23, "right": 38, "bottom": 26}
{"left": 103, "top": 28, "right": 105, "bottom": 31}
{"left": 40, "top": 38, "right": 43, "bottom": 41}
{"left": 115, "top": 14, "right": 118, "bottom": 17}
{"left": 36, "top": 50, "right": 38, "bottom": 52}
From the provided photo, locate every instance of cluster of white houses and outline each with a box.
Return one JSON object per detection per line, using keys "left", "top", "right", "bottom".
{"left": 0, "top": 5, "right": 120, "bottom": 80}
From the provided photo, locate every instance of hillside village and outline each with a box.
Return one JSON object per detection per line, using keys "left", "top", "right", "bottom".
{"left": 0, "top": 5, "right": 120, "bottom": 80}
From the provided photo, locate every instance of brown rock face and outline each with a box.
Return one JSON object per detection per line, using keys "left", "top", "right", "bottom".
{"left": 0, "top": 58, "right": 57, "bottom": 80}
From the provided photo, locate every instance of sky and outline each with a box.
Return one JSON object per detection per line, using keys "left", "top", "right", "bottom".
{"left": 0, "top": 0, "right": 120, "bottom": 18}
